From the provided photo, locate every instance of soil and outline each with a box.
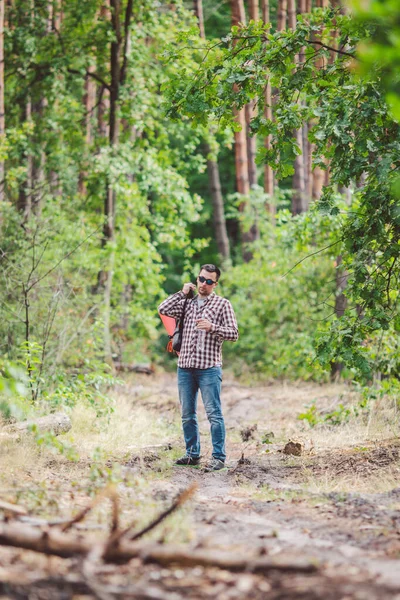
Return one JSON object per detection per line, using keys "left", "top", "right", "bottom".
{"left": 1, "top": 373, "right": 400, "bottom": 599}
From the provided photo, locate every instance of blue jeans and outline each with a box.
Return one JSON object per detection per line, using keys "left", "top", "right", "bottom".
{"left": 177, "top": 367, "right": 225, "bottom": 461}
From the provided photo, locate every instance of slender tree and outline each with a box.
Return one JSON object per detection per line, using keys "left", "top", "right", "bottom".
{"left": 288, "top": 0, "right": 307, "bottom": 214}
{"left": 246, "top": 0, "right": 258, "bottom": 188}
{"left": 0, "top": 0, "right": 5, "bottom": 203}
{"left": 311, "top": 0, "right": 330, "bottom": 200}
{"left": 231, "top": 0, "right": 258, "bottom": 260}
{"left": 194, "top": 0, "right": 230, "bottom": 260}
{"left": 261, "top": 0, "right": 274, "bottom": 208}
{"left": 277, "top": 0, "right": 287, "bottom": 31}
{"left": 193, "top": 0, "right": 205, "bottom": 39}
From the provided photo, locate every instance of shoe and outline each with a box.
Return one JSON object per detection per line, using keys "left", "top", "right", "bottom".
{"left": 175, "top": 455, "right": 201, "bottom": 467}
{"left": 203, "top": 458, "right": 226, "bottom": 472}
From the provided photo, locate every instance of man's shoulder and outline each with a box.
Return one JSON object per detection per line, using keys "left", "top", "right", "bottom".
{"left": 209, "top": 294, "right": 232, "bottom": 307}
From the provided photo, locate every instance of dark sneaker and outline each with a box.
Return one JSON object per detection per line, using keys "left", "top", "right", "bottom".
{"left": 203, "top": 458, "right": 226, "bottom": 472}
{"left": 175, "top": 455, "right": 201, "bottom": 467}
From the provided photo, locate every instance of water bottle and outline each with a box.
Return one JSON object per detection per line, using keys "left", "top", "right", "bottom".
{"left": 198, "top": 329, "right": 206, "bottom": 352}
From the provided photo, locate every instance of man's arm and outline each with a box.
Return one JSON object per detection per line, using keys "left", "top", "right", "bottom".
{"left": 158, "top": 283, "right": 196, "bottom": 319}
{"left": 158, "top": 291, "right": 186, "bottom": 319}
{"left": 210, "top": 300, "right": 239, "bottom": 342}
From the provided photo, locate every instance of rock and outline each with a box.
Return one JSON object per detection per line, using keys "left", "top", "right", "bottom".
{"left": 283, "top": 441, "right": 302, "bottom": 456}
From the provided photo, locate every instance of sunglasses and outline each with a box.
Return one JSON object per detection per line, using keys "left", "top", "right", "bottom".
{"left": 198, "top": 276, "right": 217, "bottom": 285}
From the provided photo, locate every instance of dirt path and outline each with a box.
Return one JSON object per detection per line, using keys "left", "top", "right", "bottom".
{"left": 1, "top": 373, "right": 400, "bottom": 599}
{"left": 139, "top": 375, "right": 400, "bottom": 597}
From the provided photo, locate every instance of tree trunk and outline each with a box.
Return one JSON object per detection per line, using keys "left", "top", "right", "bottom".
{"left": 261, "top": 0, "right": 274, "bottom": 212}
{"left": 248, "top": 0, "right": 259, "bottom": 20}
{"left": 78, "top": 66, "right": 97, "bottom": 195}
{"left": 245, "top": 103, "right": 257, "bottom": 187}
{"left": 205, "top": 144, "right": 231, "bottom": 260}
{"left": 0, "top": 0, "right": 4, "bottom": 203}
{"left": 246, "top": 0, "right": 258, "bottom": 188}
{"left": 193, "top": 0, "right": 205, "bottom": 39}
{"left": 195, "top": 0, "right": 231, "bottom": 261}
{"left": 287, "top": 0, "right": 296, "bottom": 28}
{"left": 17, "top": 100, "right": 33, "bottom": 219}
{"left": 231, "top": 0, "right": 258, "bottom": 260}
{"left": 101, "top": 0, "right": 122, "bottom": 363}
{"left": 277, "top": 0, "right": 287, "bottom": 31}
{"left": 330, "top": 254, "right": 348, "bottom": 380}
{"left": 288, "top": 0, "right": 307, "bottom": 214}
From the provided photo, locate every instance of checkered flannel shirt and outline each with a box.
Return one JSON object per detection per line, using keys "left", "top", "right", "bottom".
{"left": 158, "top": 291, "right": 239, "bottom": 369}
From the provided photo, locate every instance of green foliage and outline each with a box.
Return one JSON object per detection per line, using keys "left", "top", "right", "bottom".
{"left": 1, "top": 0, "right": 212, "bottom": 406}
{"left": 30, "top": 426, "right": 79, "bottom": 462}
{"left": 352, "top": 0, "right": 400, "bottom": 122}
{"left": 298, "top": 395, "right": 369, "bottom": 428}
{"left": 298, "top": 401, "right": 319, "bottom": 427}
{"left": 221, "top": 202, "right": 341, "bottom": 380}
{"left": 165, "top": 8, "right": 400, "bottom": 381}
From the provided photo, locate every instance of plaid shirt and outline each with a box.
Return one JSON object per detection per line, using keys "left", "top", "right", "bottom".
{"left": 158, "top": 291, "right": 239, "bottom": 369}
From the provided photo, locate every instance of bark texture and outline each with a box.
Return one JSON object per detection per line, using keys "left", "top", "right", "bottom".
{"left": 195, "top": 0, "right": 231, "bottom": 260}
{"left": 0, "top": 0, "right": 4, "bottom": 202}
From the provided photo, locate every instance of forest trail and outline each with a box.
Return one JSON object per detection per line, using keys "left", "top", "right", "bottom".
{"left": 138, "top": 373, "right": 400, "bottom": 598}
{"left": 1, "top": 373, "right": 400, "bottom": 599}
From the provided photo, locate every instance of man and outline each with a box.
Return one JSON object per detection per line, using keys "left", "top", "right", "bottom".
{"left": 158, "top": 264, "right": 238, "bottom": 472}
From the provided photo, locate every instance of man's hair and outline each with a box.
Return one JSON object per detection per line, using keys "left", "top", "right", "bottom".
{"left": 200, "top": 263, "right": 221, "bottom": 281}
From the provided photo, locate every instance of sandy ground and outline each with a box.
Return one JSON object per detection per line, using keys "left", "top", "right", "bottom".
{"left": 1, "top": 372, "right": 400, "bottom": 599}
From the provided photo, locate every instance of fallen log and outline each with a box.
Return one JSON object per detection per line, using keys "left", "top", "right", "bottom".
{"left": 113, "top": 362, "right": 154, "bottom": 374}
{"left": 2, "top": 412, "right": 71, "bottom": 437}
{"left": 0, "top": 522, "right": 318, "bottom": 573}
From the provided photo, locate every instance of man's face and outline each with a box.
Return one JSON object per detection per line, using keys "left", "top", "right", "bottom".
{"left": 197, "top": 269, "right": 218, "bottom": 297}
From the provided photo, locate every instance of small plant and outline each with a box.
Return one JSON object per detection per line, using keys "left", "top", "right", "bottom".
{"left": 30, "top": 425, "right": 79, "bottom": 462}
{"left": 323, "top": 403, "right": 352, "bottom": 426}
{"left": 261, "top": 431, "right": 275, "bottom": 444}
{"left": 298, "top": 401, "right": 319, "bottom": 427}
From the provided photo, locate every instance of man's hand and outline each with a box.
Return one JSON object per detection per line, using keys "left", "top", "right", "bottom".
{"left": 182, "top": 282, "right": 196, "bottom": 295}
{"left": 196, "top": 318, "right": 213, "bottom": 332}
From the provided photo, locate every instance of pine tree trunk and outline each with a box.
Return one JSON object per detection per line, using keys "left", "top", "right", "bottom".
{"left": 205, "top": 144, "right": 231, "bottom": 259}
{"left": 277, "top": 0, "right": 287, "bottom": 31}
{"left": 195, "top": 0, "right": 230, "bottom": 261}
{"left": 246, "top": 0, "right": 258, "bottom": 188}
{"left": 0, "top": 0, "right": 5, "bottom": 203}
{"left": 231, "top": 0, "right": 257, "bottom": 260}
{"left": 79, "top": 66, "right": 96, "bottom": 195}
{"left": 310, "top": 0, "right": 331, "bottom": 200}
{"left": 102, "top": 0, "right": 122, "bottom": 363}
{"left": 288, "top": 0, "right": 307, "bottom": 214}
{"left": 261, "top": 0, "right": 274, "bottom": 212}
{"left": 248, "top": 0, "right": 259, "bottom": 20}
{"left": 193, "top": 0, "right": 205, "bottom": 39}
{"left": 330, "top": 253, "right": 348, "bottom": 380}
{"left": 17, "top": 100, "right": 32, "bottom": 219}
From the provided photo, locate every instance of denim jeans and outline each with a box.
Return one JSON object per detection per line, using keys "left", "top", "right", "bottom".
{"left": 177, "top": 366, "right": 225, "bottom": 461}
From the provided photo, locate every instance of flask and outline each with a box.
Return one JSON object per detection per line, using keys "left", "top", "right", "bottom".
{"left": 198, "top": 329, "right": 206, "bottom": 352}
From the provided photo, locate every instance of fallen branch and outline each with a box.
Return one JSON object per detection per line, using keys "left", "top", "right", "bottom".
{"left": 0, "top": 500, "right": 27, "bottom": 516}
{"left": 0, "top": 522, "right": 318, "bottom": 573}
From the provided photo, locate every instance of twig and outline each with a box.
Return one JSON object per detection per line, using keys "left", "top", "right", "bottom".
{"left": 26, "top": 225, "right": 102, "bottom": 292}
{"left": 112, "top": 483, "right": 197, "bottom": 547}
{"left": 306, "top": 40, "right": 355, "bottom": 59}
{"left": 281, "top": 239, "right": 342, "bottom": 278}
{"left": 61, "top": 486, "right": 113, "bottom": 532}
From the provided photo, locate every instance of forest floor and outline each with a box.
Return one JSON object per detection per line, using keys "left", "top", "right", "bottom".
{"left": 1, "top": 372, "right": 400, "bottom": 599}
